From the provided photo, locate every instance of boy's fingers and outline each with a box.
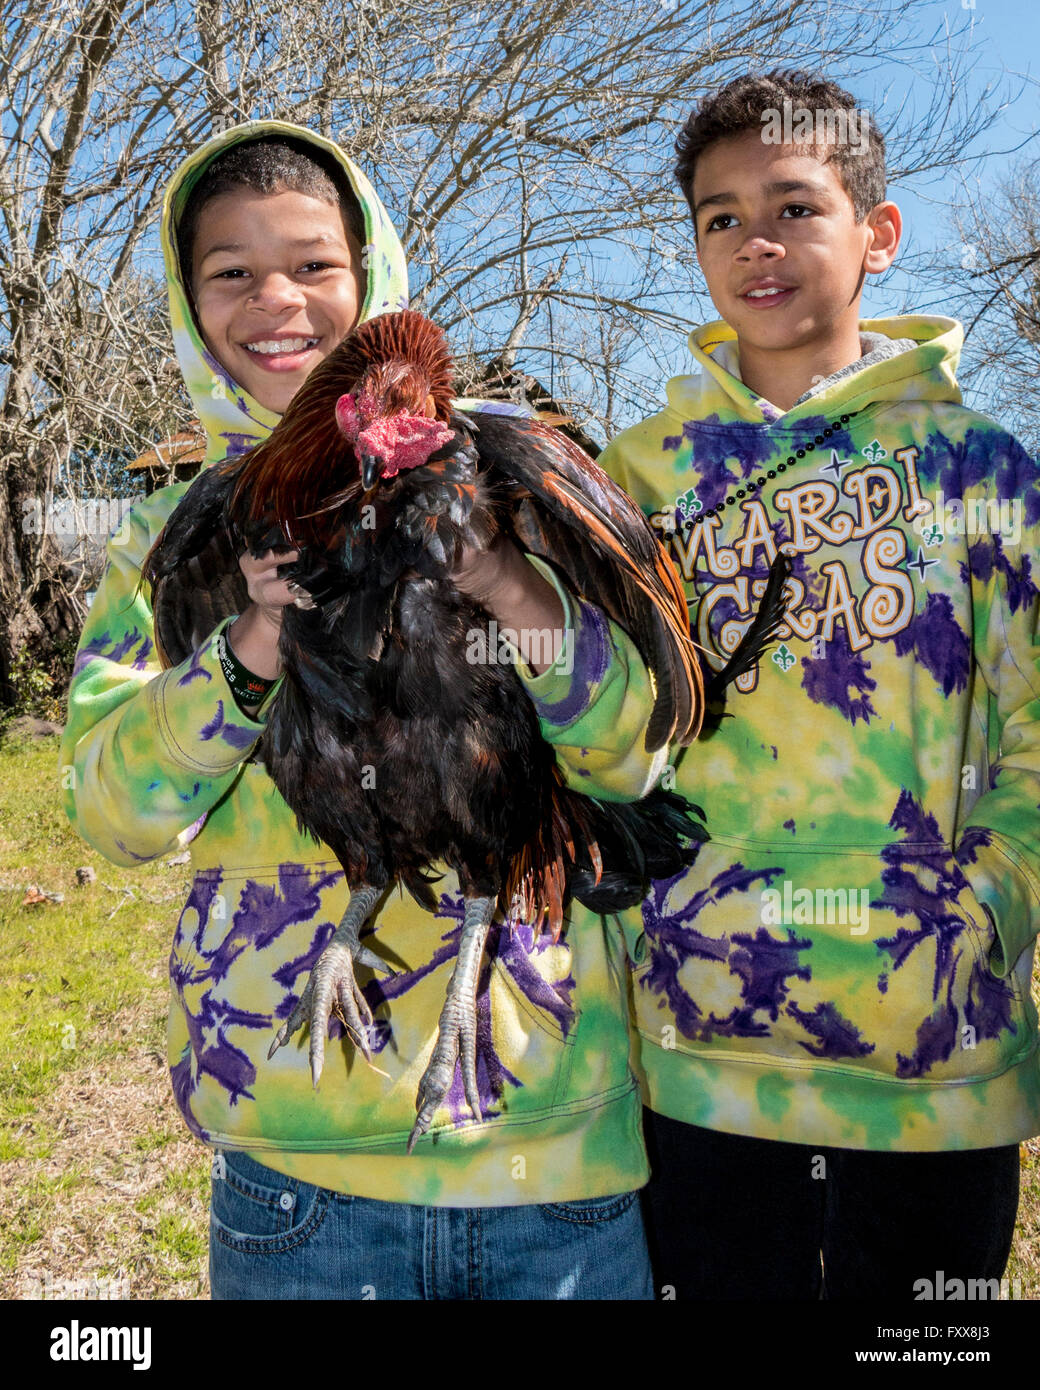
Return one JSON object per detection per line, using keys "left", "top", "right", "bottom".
{"left": 239, "top": 547, "right": 300, "bottom": 574}
{"left": 259, "top": 547, "right": 300, "bottom": 570}
{"left": 238, "top": 549, "right": 304, "bottom": 608}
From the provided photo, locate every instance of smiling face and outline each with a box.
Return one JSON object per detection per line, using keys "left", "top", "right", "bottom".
{"left": 190, "top": 187, "right": 366, "bottom": 414}
{"left": 689, "top": 131, "right": 900, "bottom": 406}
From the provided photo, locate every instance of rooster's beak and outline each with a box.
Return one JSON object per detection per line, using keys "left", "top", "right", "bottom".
{"left": 361, "top": 454, "right": 381, "bottom": 490}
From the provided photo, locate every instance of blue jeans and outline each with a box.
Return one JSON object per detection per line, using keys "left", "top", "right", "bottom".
{"left": 209, "top": 1149, "right": 654, "bottom": 1299}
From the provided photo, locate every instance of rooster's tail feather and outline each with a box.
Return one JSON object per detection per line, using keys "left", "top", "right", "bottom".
{"left": 567, "top": 788, "right": 708, "bottom": 912}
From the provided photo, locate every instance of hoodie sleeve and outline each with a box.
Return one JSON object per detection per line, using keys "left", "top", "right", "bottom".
{"left": 510, "top": 435, "right": 673, "bottom": 803}
{"left": 955, "top": 430, "right": 1040, "bottom": 978}
{"left": 59, "top": 496, "right": 280, "bottom": 867}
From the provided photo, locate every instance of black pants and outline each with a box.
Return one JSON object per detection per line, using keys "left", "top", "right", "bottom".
{"left": 640, "top": 1108, "right": 1021, "bottom": 1300}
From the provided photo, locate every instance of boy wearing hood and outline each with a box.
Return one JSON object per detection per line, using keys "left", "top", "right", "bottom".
{"left": 60, "top": 119, "right": 665, "bottom": 1299}
{"left": 593, "top": 71, "right": 1040, "bottom": 1298}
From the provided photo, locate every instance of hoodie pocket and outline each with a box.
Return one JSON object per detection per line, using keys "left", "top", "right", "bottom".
{"left": 629, "top": 833, "right": 1028, "bottom": 1084}
{"left": 167, "top": 860, "right": 350, "bottom": 1134}
{"left": 168, "top": 861, "right": 588, "bottom": 1146}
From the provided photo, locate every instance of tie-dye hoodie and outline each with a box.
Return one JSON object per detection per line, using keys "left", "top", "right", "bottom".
{"left": 598, "top": 314, "right": 1040, "bottom": 1152}
{"left": 59, "top": 119, "right": 663, "bottom": 1205}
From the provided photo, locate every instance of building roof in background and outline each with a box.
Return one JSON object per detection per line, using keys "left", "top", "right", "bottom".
{"left": 127, "top": 428, "right": 207, "bottom": 472}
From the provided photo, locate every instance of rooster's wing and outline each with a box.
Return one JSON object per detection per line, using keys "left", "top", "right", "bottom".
{"left": 466, "top": 410, "right": 703, "bottom": 752}
{"left": 142, "top": 461, "right": 253, "bottom": 669}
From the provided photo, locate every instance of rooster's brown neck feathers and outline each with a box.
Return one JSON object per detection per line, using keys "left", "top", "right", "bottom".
{"left": 226, "top": 309, "right": 455, "bottom": 549}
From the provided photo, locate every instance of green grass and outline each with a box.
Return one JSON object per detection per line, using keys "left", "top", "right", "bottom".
{"left": 1, "top": 735, "right": 1037, "bottom": 1299}
{"left": 0, "top": 733, "right": 207, "bottom": 1297}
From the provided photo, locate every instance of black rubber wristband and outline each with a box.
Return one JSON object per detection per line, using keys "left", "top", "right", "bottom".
{"left": 217, "top": 627, "right": 276, "bottom": 708}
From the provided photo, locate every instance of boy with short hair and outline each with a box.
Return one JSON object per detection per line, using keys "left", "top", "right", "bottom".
{"left": 596, "top": 69, "right": 1040, "bottom": 1298}
{"left": 61, "top": 119, "right": 665, "bottom": 1299}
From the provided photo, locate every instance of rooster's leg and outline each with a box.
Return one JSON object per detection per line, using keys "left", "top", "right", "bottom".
{"left": 267, "top": 883, "right": 393, "bottom": 1087}
{"left": 407, "top": 894, "right": 494, "bottom": 1154}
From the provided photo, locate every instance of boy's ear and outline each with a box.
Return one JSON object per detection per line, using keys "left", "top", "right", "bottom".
{"left": 863, "top": 200, "right": 901, "bottom": 275}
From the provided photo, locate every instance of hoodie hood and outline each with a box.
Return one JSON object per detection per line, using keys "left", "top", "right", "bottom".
{"left": 160, "top": 119, "right": 410, "bottom": 465}
{"left": 665, "top": 315, "right": 963, "bottom": 428}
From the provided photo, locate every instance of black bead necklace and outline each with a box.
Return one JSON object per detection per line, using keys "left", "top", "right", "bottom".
{"left": 683, "top": 410, "right": 860, "bottom": 530}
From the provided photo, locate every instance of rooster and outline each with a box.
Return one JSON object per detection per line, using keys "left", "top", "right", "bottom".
{"left": 145, "top": 309, "right": 789, "bottom": 1151}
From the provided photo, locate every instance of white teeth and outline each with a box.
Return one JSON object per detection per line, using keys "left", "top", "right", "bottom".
{"left": 244, "top": 337, "right": 318, "bottom": 354}
{"left": 746, "top": 287, "right": 789, "bottom": 298}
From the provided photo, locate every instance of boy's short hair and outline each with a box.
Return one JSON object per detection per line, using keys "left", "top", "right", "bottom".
{"left": 177, "top": 135, "right": 367, "bottom": 293}
{"left": 674, "top": 69, "right": 886, "bottom": 229}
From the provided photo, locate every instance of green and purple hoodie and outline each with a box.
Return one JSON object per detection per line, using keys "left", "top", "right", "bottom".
{"left": 59, "top": 120, "right": 663, "bottom": 1205}
{"left": 598, "top": 315, "right": 1040, "bottom": 1152}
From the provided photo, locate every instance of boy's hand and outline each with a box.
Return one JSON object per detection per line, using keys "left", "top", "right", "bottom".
{"left": 452, "top": 535, "right": 566, "bottom": 675}
{"left": 227, "top": 548, "right": 303, "bottom": 681}
{"left": 226, "top": 540, "right": 567, "bottom": 679}
{"left": 452, "top": 534, "right": 543, "bottom": 608}
{"left": 452, "top": 536, "right": 509, "bottom": 605}
{"left": 239, "top": 547, "right": 306, "bottom": 620}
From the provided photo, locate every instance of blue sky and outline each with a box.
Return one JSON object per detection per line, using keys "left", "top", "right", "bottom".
{"left": 604, "top": 0, "right": 1040, "bottom": 432}
{"left": 810, "top": 0, "right": 1038, "bottom": 428}
{"left": 855, "top": 0, "right": 1039, "bottom": 322}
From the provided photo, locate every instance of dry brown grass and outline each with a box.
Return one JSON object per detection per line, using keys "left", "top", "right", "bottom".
{"left": 1, "top": 991, "right": 211, "bottom": 1302}
{"left": 1011, "top": 1134, "right": 1040, "bottom": 1297}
